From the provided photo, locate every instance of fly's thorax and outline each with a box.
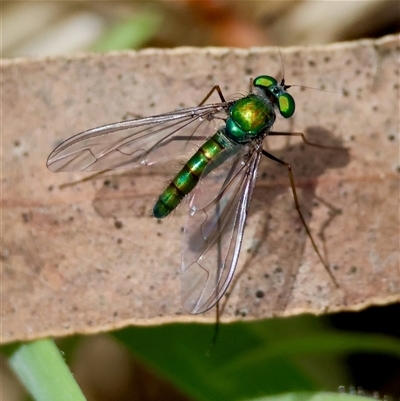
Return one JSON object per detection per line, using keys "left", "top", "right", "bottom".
{"left": 226, "top": 95, "right": 276, "bottom": 144}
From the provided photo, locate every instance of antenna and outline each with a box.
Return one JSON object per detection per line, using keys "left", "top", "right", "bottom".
{"left": 290, "top": 84, "right": 342, "bottom": 94}
{"left": 278, "top": 48, "right": 341, "bottom": 94}
{"left": 278, "top": 48, "right": 290, "bottom": 89}
{"left": 279, "top": 48, "right": 285, "bottom": 81}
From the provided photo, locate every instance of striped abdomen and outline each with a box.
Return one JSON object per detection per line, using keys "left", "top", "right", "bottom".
{"left": 153, "top": 131, "right": 227, "bottom": 218}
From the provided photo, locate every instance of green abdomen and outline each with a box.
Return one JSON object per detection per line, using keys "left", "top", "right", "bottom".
{"left": 153, "top": 132, "right": 226, "bottom": 218}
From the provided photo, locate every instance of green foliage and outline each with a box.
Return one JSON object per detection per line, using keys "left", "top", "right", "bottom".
{"left": 91, "top": 11, "right": 162, "bottom": 52}
{"left": 3, "top": 316, "right": 399, "bottom": 400}
{"left": 112, "top": 315, "right": 400, "bottom": 401}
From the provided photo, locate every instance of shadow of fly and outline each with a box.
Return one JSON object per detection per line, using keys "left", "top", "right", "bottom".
{"left": 47, "top": 74, "right": 340, "bottom": 315}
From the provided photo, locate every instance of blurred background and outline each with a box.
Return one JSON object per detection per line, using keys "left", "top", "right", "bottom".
{"left": 2, "top": 1, "right": 400, "bottom": 401}
{"left": 2, "top": 0, "right": 399, "bottom": 57}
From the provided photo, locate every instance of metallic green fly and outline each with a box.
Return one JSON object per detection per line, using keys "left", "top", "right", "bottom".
{"left": 47, "top": 75, "right": 337, "bottom": 314}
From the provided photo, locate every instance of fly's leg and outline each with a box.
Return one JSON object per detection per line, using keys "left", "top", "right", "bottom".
{"left": 198, "top": 85, "right": 226, "bottom": 106}
{"left": 268, "top": 130, "right": 347, "bottom": 272}
{"left": 262, "top": 149, "right": 339, "bottom": 287}
{"left": 269, "top": 131, "right": 348, "bottom": 151}
{"left": 314, "top": 195, "right": 343, "bottom": 269}
{"left": 249, "top": 78, "right": 254, "bottom": 93}
{"left": 207, "top": 303, "right": 220, "bottom": 355}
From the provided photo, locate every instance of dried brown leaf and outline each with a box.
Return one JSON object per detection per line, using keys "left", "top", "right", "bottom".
{"left": 1, "top": 35, "right": 399, "bottom": 344}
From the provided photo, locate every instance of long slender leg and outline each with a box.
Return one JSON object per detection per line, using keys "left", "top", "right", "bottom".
{"left": 314, "top": 195, "right": 343, "bottom": 267}
{"left": 249, "top": 78, "right": 254, "bottom": 93}
{"left": 198, "top": 85, "right": 226, "bottom": 106}
{"left": 207, "top": 303, "right": 220, "bottom": 355}
{"left": 262, "top": 149, "right": 339, "bottom": 287}
{"left": 269, "top": 131, "right": 348, "bottom": 151}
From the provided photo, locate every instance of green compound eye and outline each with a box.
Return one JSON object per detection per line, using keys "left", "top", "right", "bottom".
{"left": 253, "top": 75, "right": 277, "bottom": 88}
{"left": 253, "top": 75, "right": 295, "bottom": 118}
{"left": 278, "top": 93, "right": 295, "bottom": 118}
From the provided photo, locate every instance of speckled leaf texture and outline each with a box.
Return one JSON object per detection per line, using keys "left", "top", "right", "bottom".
{"left": 2, "top": 35, "right": 399, "bottom": 343}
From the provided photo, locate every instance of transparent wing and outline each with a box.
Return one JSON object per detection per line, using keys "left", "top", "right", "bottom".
{"left": 181, "top": 142, "right": 263, "bottom": 314}
{"left": 47, "top": 103, "right": 230, "bottom": 172}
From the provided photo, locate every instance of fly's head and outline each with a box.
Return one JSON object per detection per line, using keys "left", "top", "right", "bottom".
{"left": 253, "top": 75, "right": 295, "bottom": 119}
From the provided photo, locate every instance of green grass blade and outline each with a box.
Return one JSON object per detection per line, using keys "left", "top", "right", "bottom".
{"left": 8, "top": 339, "right": 86, "bottom": 401}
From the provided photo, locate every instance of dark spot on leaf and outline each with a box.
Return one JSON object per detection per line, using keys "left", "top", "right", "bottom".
{"left": 22, "top": 211, "right": 33, "bottom": 223}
